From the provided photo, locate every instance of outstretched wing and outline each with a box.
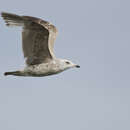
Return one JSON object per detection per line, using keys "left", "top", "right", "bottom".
{"left": 1, "top": 12, "right": 58, "bottom": 65}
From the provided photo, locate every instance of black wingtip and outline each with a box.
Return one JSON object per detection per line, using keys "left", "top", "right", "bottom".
{"left": 4, "top": 72, "right": 13, "bottom": 76}
{"left": 1, "top": 12, "right": 9, "bottom": 17}
{"left": 4, "top": 72, "right": 9, "bottom": 76}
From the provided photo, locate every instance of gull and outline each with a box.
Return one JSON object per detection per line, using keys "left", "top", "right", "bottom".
{"left": 1, "top": 12, "right": 80, "bottom": 77}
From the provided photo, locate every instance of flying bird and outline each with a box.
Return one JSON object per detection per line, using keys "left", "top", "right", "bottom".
{"left": 1, "top": 12, "right": 80, "bottom": 77}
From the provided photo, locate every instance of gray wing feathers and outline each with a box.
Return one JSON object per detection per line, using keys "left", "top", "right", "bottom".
{"left": 22, "top": 29, "right": 52, "bottom": 65}
{"left": 1, "top": 12, "right": 58, "bottom": 65}
{"left": 22, "top": 29, "right": 34, "bottom": 57}
{"left": 1, "top": 12, "right": 24, "bottom": 26}
{"left": 48, "top": 31, "right": 57, "bottom": 58}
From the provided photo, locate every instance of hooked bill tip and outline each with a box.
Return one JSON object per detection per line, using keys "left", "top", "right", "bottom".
{"left": 75, "top": 65, "right": 80, "bottom": 68}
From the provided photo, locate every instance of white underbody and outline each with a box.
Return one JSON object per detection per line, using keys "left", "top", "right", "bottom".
{"left": 5, "top": 59, "right": 76, "bottom": 77}
{"left": 22, "top": 60, "right": 66, "bottom": 77}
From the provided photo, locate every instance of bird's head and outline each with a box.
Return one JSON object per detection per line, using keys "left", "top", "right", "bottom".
{"left": 59, "top": 59, "right": 80, "bottom": 71}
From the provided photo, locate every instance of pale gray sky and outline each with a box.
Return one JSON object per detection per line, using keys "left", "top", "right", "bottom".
{"left": 0, "top": 0, "right": 130, "bottom": 130}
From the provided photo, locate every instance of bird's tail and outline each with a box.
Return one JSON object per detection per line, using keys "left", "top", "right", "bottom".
{"left": 4, "top": 71, "right": 22, "bottom": 76}
{"left": 1, "top": 12, "right": 24, "bottom": 27}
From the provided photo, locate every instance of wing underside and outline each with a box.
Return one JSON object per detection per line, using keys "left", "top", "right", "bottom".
{"left": 1, "top": 12, "right": 58, "bottom": 65}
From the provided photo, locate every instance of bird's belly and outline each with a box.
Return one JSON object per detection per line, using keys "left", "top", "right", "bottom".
{"left": 25, "top": 64, "right": 61, "bottom": 77}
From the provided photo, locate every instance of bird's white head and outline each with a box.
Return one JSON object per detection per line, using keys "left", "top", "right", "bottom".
{"left": 59, "top": 59, "right": 80, "bottom": 71}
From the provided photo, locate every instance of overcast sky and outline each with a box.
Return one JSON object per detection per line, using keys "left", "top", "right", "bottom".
{"left": 0, "top": 0, "right": 130, "bottom": 130}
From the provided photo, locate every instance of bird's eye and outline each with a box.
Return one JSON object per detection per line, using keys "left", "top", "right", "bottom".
{"left": 66, "top": 61, "right": 70, "bottom": 64}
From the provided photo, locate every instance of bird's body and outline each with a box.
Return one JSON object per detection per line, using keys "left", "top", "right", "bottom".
{"left": 5, "top": 59, "right": 73, "bottom": 77}
{"left": 24, "top": 60, "right": 63, "bottom": 77}
{"left": 1, "top": 12, "right": 80, "bottom": 77}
